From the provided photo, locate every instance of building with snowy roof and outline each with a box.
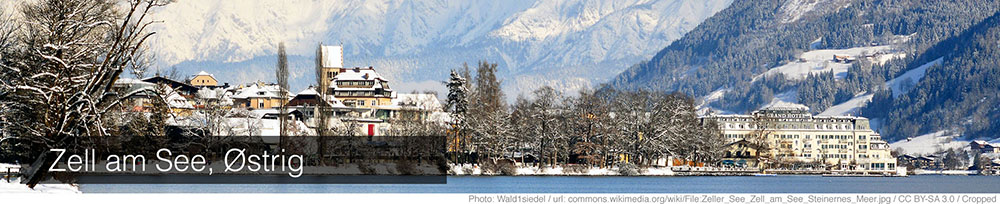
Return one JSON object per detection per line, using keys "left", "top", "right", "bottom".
{"left": 971, "top": 140, "right": 1000, "bottom": 153}
{"left": 231, "top": 82, "right": 290, "bottom": 110}
{"left": 142, "top": 76, "right": 199, "bottom": 97}
{"left": 188, "top": 71, "right": 220, "bottom": 87}
{"left": 701, "top": 106, "right": 898, "bottom": 174}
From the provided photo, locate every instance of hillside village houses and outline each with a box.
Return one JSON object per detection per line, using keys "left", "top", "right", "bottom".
{"left": 111, "top": 45, "right": 447, "bottom": 137}
{"left": 701, "top": 105, "right": 901, "bottom": 175}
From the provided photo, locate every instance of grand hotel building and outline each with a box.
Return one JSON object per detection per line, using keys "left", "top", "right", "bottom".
{"left": 701, "top": 106, "right": 898, "bottom": 173}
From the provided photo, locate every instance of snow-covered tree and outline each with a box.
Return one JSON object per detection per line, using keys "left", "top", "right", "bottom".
{"left": 445, "top": 68, "right": 470, "bottom": 163}
{"left": 0, "top": 0, "right": 169, "bottom": 187}
{"left": 466, "top": 61, "right": 510, "bottom": 164}
{"left": 566, "top": 88, "right": 614, "bottom": 167}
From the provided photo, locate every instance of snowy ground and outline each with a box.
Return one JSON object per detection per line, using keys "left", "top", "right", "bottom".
{"left": 696, "top": 88, "right": 733, "bottom": 115}
{"left": 449, "top": 164, "right": 674, "bottom": 176}
{"left": 762, "top": 89, "right": 808, "bottom": 110}
{"left": 757, "top": 45, "right": 904, "bottom": 81}
{"left": 0, "top": 178, "right": 80, "bottom": 193}
{"left": 912, "top": 169, "right": 976, "bottom": 175}
{"left": 889, "top": 130, "right": 967, "bottom": 155}
{"left": 818, "top": 93, "right": 872, "bottom": 116}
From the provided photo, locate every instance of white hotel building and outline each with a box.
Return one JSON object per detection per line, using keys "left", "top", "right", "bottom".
{"left": 702, "top": 106, "right": 898, "bottom": 174}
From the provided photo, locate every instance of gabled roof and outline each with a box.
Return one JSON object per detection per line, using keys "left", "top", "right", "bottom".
{"left": 142, "top": 76, "right": 198, "bottom": 92}
{"left": 232, "top": 83, "right": 284, "bottom": 99}
{"left": 286, "top": 87, "right": 345, "bottom": 108}
{"left": 332, "top": 68, "right": 387, "bottom": 82}
{"left": 194, "top": 71, "right": 214, "bottom": 77}
{"left": 188, "top": 71, "right": 218, "bottom": 82}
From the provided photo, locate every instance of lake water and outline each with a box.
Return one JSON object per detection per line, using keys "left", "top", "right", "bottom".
{"left": 79, "top": 175, "right": 1000, "bottom": 193}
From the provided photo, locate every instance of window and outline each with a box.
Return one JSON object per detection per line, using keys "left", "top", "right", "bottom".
{"left": 360, "top": 100, "right": 365, "bottom": 106}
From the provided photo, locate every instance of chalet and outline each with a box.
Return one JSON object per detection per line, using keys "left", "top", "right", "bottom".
{"left": 971, "top": 140, "right": 999, "bottom": 153}
{"left": 328, "top": 66, "right": 395, "bottom": 108}
{"left": 231, "top": 82, "right": 289, "bottom": 110}
{"left": 188, "top": 71, "right": 221, "bottom": 88}
{"left": 832, "top": 54, "right": 856, "bottom": 63}
{"left": 983, "top": 159, "right": 1000, "bottom": 175}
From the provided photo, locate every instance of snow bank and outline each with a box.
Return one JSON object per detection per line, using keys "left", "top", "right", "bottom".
{"left": 0, "top": 178, "right": 79, "bottom": 193}
{"left": 449, "top": 164, "right": 674, "bottom": 176}
{"left": 912, "top": 169, "right": 976, "bottom": 175}
{"left": 890, "top": 130, "right": 967, "bottom": 155}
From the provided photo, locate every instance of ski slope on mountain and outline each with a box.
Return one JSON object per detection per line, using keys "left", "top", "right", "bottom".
{"left": 886, "top": 57, "right": 942, "bottom": 98}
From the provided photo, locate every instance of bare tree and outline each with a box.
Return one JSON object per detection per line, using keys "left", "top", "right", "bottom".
{"left": 748, "top": 112, "right": 776, "bottom": 170}
{"left": 313, "top": 43, "right": 329, "bottom": 165}
{"left": 276, "top": 42, "right": 289, "bottom": 149}
{"left": 0, "top": 9, "right": 18, "bottom": 55}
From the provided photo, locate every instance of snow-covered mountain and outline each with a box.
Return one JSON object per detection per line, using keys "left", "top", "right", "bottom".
{"left": 146, "top": 0, "right": 732, "bottom": 97}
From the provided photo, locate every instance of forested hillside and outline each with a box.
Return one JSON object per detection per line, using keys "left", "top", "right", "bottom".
{"left": 867, "top": 12, "right": 1000, "bottom": 141}
{"left": 605, "top": 0, "right": 1000, "bottom": 141}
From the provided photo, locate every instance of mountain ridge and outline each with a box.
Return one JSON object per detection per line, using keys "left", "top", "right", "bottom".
{"left": 146, "top": 0, "right": 733, "bottom": 97}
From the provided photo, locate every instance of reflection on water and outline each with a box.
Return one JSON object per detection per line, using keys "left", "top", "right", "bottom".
{"left": 80, "top": 175, "right": 1000, "bottom": 193}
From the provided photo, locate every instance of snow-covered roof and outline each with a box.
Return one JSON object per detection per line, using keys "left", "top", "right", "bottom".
{"left": 188, "top": 71, "right": 217, "bottom": 82}
{"left": 194, "top": 71, "right": 213, "bottom": 77}
{"left": 321, "top": 45, "right": 343, "bottom": 68}
{"left": 760, "top": 101, "right": 809, "bottom": 111}
{"left": 232, "top": 83, "right": 284, "bottom": 99}
{"left": 296, "top": 87, "right": 319, "bottom": 96}
{"left": 287, "top": 87, "right": 348, "bottom": 109}
{"left": 332, "top": 68, "right": 387, "bottom": 82}
{"left": 251, "top": 109, "right": 280, "bottom": 117}
{"left": 165, "top": 89, "right": 194, "bottom": 109}
{"left": 115, "top": 78, "right": 155, "bottom": 86}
